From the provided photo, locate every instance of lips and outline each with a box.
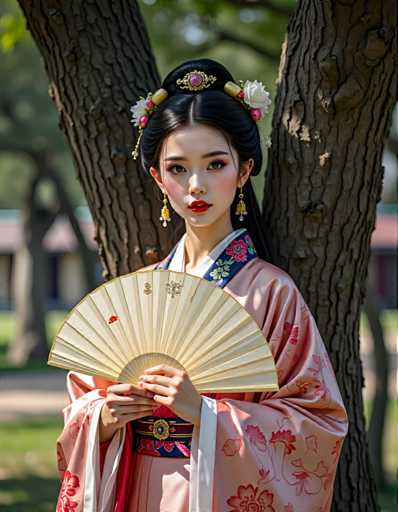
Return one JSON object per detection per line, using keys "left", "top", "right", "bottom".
{"left": 188, "top": 200, "right": 212, "bottom": 208}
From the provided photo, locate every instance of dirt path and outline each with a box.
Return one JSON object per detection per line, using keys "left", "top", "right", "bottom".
{"left": 0, "top": 370, "right": 68, "bottom": 422}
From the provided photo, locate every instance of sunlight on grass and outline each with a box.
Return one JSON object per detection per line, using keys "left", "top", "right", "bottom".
{"left": 0, "top": 417, "right": 62, "bottom": 511}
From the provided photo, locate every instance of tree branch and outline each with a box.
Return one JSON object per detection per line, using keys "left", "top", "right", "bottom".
{"left": 202, "top": 17, "right": 280, "bottom": 63}
{"left": 227, "top": 0, "right": 294, "bottom": 17}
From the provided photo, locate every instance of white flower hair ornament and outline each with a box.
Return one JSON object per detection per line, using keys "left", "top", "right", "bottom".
{"left": 130, "top": 71, "right": 272, "bottom": 160}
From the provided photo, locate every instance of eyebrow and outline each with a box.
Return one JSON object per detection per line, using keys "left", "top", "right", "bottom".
{"left": 164, "top": 150, "right": 230, "bottom": 162}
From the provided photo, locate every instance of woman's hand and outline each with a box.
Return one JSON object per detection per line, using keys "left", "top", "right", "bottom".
{"left": 99, "top": 383, "right": 156, "bottom": 442}
{"left": 138, "top": 364, "right": 202, "bottom": 427}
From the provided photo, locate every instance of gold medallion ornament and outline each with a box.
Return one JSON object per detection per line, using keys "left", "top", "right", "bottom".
{"left": 152, "top": 419, "right": 170, "bottom": 440}
{"left": 176, "top": 70, "right": 217, "bottom": 91}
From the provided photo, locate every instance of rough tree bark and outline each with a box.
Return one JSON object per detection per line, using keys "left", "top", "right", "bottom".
{"left": 18, "top": 0, "right": 397, "bottom": 509}
{"left": 262, "top": 1, "right": 397, "bottom": 510}
{"left": 17, "top": 0, "right": 182, "bottom": 281}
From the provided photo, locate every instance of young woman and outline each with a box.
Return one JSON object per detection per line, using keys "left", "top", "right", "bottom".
{"left": 56, "top": 59, "right": 348, "bottom": 512}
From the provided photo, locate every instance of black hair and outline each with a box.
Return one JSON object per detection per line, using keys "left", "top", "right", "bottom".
{"left": 139, "top": 58, "right": 270, "bottom": 261}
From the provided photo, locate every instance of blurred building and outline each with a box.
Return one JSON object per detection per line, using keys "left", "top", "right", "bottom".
{"left": 0, "top": 205, "right": 396, "bottom": 310}
{"left": 0, "top": 207, "right": 101, "bottom": 310}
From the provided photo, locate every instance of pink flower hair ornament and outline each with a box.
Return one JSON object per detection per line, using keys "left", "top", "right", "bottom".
{"left": 130, "top": 70, "right": 272, "bottom": 160}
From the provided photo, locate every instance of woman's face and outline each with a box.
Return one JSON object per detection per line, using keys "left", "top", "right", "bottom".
{"left": 150, "top": 123, "right": 253, "bottom": 229}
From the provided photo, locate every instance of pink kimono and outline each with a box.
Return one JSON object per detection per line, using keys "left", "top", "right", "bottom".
{"left": 56, "top": 229, "right": 348, "bottom": 511}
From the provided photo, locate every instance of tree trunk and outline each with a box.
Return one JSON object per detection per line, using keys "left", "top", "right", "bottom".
{"left": 262, "top": 1, "right": 397, "bottom": 510}
{"left": 8, "top": 173, "right": 57, "bottom": 365}
{"left": 17, "top": 0, "right": 182, "bottom": 280}
{"left": 30, "top": 149, "right": 98, "bottom": 293}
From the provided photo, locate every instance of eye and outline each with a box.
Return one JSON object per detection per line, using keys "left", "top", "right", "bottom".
{"left": 208, "top": 160, "right": 226, "bottom": 170}
{"left": 167, "top": 164, "right": 186, "bottom": 174}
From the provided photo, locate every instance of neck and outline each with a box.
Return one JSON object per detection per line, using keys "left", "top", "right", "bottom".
{"left": 184, "top": 215, "right": 235, "bottom": 269}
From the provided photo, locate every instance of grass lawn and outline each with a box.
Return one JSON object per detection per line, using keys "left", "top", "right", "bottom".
{"left": 0, "top": 311, "right": 66, "bottom": 372}
{"left": 0, "top": 417, "right": 62, "bottom": 511}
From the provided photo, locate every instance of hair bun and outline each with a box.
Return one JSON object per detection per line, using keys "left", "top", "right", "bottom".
{"left": 162, "top": 58, "right": 235, "bottom": 96}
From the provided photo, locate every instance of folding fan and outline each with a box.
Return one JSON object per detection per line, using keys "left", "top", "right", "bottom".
{"left": 48, "top": 269, "right": 279, "bottom": 393}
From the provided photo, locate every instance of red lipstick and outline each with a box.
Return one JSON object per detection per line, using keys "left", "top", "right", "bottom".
{"left": 188, "top": 200, "right": 212, "bottom": 213}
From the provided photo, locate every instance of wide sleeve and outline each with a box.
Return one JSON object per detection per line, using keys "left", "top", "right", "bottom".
{"left": 56, "top": 371, "right": 128, "bottom": 512}
{"left": 212, "top": 273, "right": 349, "bottom": 512}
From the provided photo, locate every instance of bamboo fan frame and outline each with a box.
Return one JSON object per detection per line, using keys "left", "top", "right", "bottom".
{"left": 48, "top": 269, "right": 279, "bottom": 393}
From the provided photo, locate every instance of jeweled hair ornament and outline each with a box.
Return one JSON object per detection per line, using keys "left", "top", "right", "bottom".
{"left": 130, "top": 71, "right": 272, "bottom": 160}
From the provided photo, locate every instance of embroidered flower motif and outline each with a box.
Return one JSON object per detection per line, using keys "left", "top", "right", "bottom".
{"left": 331, "top": 439, "right": 342, "bottom": 457}
{"left": 258, "top": 467, "right": 271, "bottom": 483}
{"left": 222, "top": 438, "right": 242, "bottom": 456}
{"left": 290, "top": 458, "right": 327, "bottom": 496}
{"left": 57, "top": 470, "right": 80, "bottom": 512}
{"left": 243, "top": 234, "right": 256, "bottom": 254}
{"left": 155, "top": 440, "right": 175, "bottom": 452}
{"left": 283, "top": 322, "right": 299, "bottom": 345}
{"left": 175, "top": 441, "right": 191, "bottom": 457}
{"left": 227, "top": 484, "right": 275, "bottom": 512}
{"left": 245, "top": 424, "right": 267, "bottom": 452}
{"left": 305, "top": 435, "right": 319, "bottom": 454}
{"left": 226, "top": 239, "right": 248, "bottom": 262}
{"left": 309, "top": 354, "right": 324, "bottom": 375}
{"left": 269, "top": 429, "right": 296, "bottom": 455}
{"left": 209, "top": 257, "right": 235, "bottom": 281}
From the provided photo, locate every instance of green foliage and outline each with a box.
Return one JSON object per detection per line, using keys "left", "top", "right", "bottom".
{"left": 0, "top": 0, "right": 30, "bottom": 52}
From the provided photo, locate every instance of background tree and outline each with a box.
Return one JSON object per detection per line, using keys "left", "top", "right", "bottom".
{"left": 12, "top": 0, "right": 398, "bottom": 509}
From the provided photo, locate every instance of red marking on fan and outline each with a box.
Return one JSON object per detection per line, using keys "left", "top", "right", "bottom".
{"left": 108, "top": 315, "right": 119, "bottom": 324}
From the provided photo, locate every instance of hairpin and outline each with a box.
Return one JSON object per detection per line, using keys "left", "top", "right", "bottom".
{"left": 130, "top": 72, "right": 272, "bottom": 160}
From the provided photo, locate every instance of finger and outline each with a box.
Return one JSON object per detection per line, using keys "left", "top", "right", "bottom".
{"left": 138, "top": 375, "right": 173, "bottom": 387}
{"left": 107, "top": 383, "right": 154, "bottom": 398}
{"left": 143, "top": 364, "right": 182, "bottom": 377}
{"left": 109, "top": 403, "right": 155, "bottom": 417}
{"left": 121, "top": 408, "right": 158, "bottom": 422}
{"left": 119, "top": 405, "right": 157, "bottom": 415}
{"left": 140, "top": 381, "right": 172, "bottom": 397}
{"left": 107, "top": 395, "right": 155, "bottom": 406}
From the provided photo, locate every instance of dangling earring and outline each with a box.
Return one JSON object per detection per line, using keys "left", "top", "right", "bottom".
{"left": 235, "top": 184, "right": 247, "bottom": 221}
{"left": 160, "top": 191, "right": 171, "bottom": 227}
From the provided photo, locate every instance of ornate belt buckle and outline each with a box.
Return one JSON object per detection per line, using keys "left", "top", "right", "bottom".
{"left": 153, "top": 419, "right": 170, "bottom": 440}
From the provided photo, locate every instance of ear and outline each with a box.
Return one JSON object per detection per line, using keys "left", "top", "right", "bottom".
{"left": 238, "top": 158, "right": 254, "bottom": 187}
{"left": 149, "top": 166, "right": 165, "bottom": 193}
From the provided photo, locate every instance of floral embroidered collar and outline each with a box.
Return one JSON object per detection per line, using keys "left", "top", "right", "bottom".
{"left": 156, "top": 229, "right": 257, "bottom": 288}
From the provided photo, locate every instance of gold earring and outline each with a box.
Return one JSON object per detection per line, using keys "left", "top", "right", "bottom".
{"left": 160, "top": 191, "right": 171, "bottom": 227}
{"left": 235, "top": 184, "right": 247, "bottom": 221}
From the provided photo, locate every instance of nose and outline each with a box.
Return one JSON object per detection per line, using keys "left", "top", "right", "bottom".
{"left": 188, "top": 172, "right": 206, "bottom": 195}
